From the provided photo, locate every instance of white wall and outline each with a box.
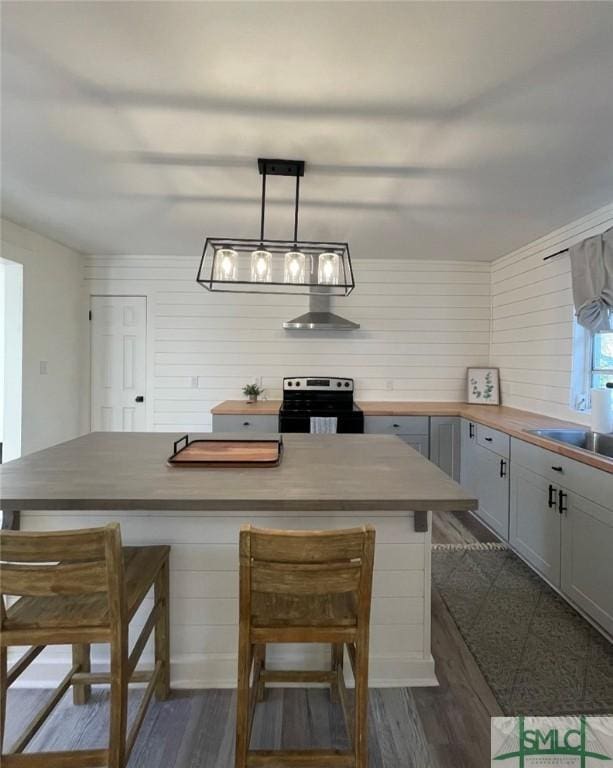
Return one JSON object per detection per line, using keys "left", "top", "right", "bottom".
{"left": 490, "top": 202, "right": 613, "bottom": 423}
{"left": 0, "top": 257, "right": 24, "bottom": 461}
{"left": 0, "top": 263, "right": 4, "bottom": 443}
{"left": 0, "top": 219, "right": 89, "bottom": 456}
{"left": 86, "top": 257, "right": 491, "bottom": 431}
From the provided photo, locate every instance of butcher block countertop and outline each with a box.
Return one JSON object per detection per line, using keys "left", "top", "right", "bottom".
{"left": 0, "top": 432, "right": 477, "bottom": 513}
{"left": 211, "top": 400, "right": 613, "bottom": 474}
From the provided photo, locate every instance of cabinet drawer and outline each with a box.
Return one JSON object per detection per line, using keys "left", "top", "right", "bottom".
{"left": 511, "top": 437, "right": 613, "bottom": 511}
{"left": 212, "top": 414, "right": 279, "bottom": 433}
{"left": 476, "top": 424, "right": 510, "bottom": 458}
{"left": 364, "top": 416, "right": 429, "bottom": 435}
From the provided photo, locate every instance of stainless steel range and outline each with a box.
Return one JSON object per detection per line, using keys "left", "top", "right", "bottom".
{"left": 278, "top": 377, "right": 364, "bottom": 433}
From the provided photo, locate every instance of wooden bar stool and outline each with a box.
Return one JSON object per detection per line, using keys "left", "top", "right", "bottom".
{"left": 0, "top": 523, "right": 170, "bottom": 768}
{"left": 235, "top": 524, "right": 375, "bottom": 768}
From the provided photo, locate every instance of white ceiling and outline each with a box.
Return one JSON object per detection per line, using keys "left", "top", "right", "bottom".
{"left": 2, "top": 1, "right": 613, "bottom": 260}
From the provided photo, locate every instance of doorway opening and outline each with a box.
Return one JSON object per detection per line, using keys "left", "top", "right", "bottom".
{"left": 0, "top": 256, "right": 24, "bottom": 464}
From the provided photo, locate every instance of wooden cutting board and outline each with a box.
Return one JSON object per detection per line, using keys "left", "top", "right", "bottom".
{"left": 168, "top": 439, "right": 281, "bottom": 468}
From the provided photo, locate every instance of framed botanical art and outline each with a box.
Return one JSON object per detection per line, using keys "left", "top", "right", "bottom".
{"left": 467, "top": 367, "right": 500, "bottom": 405}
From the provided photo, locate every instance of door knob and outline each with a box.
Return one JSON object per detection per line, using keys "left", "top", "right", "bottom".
{"left": 135, "top": 395, "right": 144, "bottom": 403}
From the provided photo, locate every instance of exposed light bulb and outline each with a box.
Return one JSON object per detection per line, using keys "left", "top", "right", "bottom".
{"left": 318, "top": 252, "right": 340, "bottom": 285}
{"left": 221, "top": 256, "right": 234, "bottom": 276}
{"left": 284, "top": 251, "right": 307, "bottom": 284}
{"left": 214, "top": 248, "right": 238, "bottom": 281}
{"left": 250, "top": 249, "right": 272, "bottom": 282}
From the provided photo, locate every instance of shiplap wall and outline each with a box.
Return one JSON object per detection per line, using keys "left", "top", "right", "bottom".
{"left": 491, "top": 202, "right": 613, "bottom": 423}
{"left": 85, "top": 258, "right": 491, "bottom": 431}
{"left": 18, "top": 508, "right": 435, "bottom": 687}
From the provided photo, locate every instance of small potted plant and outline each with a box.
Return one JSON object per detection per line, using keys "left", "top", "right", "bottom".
{"left": 243, "top": 382, "right": 263, "bottom": 404}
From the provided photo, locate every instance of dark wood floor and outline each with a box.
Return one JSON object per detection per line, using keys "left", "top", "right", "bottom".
{"left": 415, "top": 512, "right": 503, "bottom": 767}
{"left": 5, "top": 512, "right": 501, "bottom": 768}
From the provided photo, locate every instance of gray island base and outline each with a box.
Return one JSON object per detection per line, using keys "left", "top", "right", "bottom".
{"left": 0, "top": 433, "right": 476, "bottom": 688}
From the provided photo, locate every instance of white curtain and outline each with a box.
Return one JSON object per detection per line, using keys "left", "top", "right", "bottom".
{"left": 570, "top": 225, "right": 613, "bottom": 332}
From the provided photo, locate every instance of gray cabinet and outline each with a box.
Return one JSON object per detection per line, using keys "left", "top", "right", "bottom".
{"left": 397, "top": 434, "right": 430, "bottom": 456}
{"left": 364, "top": 415, "right": 430, "bottom": 457}
{"left": 430, "top": 416, "right": 461, "bottom": 481}
{"left": 562, "top": 492, "right": 613, "bottom": 636}
{"left": 212, "top": 414, "right": 279, "bottom": 433}
{"left": 460, "top": 419, "right": 478, "bottom": 494}
{"left": 509, "top": 463, "right": 561, "bottom": 587}
{"left": 472, "top": 442, "right": 510, "bottom": 539}
{"left": 476, "top": 424, "right": 510, "bottom": 459}
{"left": 460, "top": 419, "right": 509, "bottom": 539}
{"left": 510, "top": 436, "right": 613, "bottom": 634}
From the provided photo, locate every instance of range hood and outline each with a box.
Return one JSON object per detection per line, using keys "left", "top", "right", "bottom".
{"left": 283, "top": 292, "right": 360, "bottom": 331}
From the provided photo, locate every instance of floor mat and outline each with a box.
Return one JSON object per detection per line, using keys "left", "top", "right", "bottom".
{"left": 432, "top": 547, "right": 613, "bottom": 715}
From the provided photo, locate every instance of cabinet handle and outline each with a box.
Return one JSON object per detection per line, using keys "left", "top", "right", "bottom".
{"left": 499, "top": 459, "right": 507, "bottom": 478}
{"left": 392, "top": 423, "right": 399, "bottom": 428}
{"left": 551, "top": 466, "right": 563, "bottom": 472}
{"left": 243, "top": 421, "right": 251, "bottom": 427}
{"left": 484, "top": 437, "right": 493, "bottom": 442}
{"left": 548, "top": 484, "right": 556, "bottom": 509}
{"left": 469, "top": 423, "right": 475, "bottom": 439}
{"left": 558, "top": 490, "right": 568, "bottom": 514}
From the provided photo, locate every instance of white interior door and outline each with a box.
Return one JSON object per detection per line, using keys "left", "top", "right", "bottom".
{"left": 90, "top": 296, "right": 147, "bottom": 431}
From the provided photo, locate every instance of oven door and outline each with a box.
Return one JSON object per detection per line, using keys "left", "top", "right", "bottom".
{"left": 278, "top": 413, "right": 310, "bottom": 433}
{"left": 279, "top": 412, "right": 364, "bottom": 433}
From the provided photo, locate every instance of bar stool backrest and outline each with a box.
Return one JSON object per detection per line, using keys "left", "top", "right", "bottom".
{"left": 240, "top": 524, "right": 375, "bottom": 626}
{"left": 0, "top": 524, "right": 124, "bottom": 628}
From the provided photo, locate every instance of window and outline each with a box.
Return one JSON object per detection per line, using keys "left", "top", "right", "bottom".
{"left": 592, "top": 326, "right": 613, "bottom": 389}
{"left": 570, "top": 310, "right": 613, "bottom": 411}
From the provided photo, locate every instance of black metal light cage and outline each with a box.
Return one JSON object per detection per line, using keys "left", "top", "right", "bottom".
{"left": 196, "top": 158, "right": 355, "bottom": 296}
{"left": 197, "top": 238, "right": 355, "bottom": 296}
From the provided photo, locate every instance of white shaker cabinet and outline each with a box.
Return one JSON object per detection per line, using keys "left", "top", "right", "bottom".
{"left": 562, "top": 491, "right": 613, "bottom": 636}
{"left": 460, "top": 419, "right": 510, "bottom": 540}
{"left": 510, "top": 437, "right": 613, "bottom": 635}
{"left": 460, "top": 419, "right": 479, "bottom": 494}
{"left": 364, "top": 416, "right": 430, "bottom": 457}
{"left": 509, "top": 463, "right": 561, "bottom": 587}
{"left": 430, "top": 416, "right": 461, "bottom": 481}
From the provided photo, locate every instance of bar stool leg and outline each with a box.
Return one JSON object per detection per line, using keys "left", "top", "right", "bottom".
{"left": 0, "top": 646, "right": 7, "bottom": 753}
{"left": 154, "top": 558, "right": 171, "bottom": 700}
{"left": 235, "top": 637, "right": 251, "bottom": 768}
{"left": 254, "top": 645, "right": 266, "bottom": 702}
{"left": 354, "top": 644, "right": 369, "bottom": 768}
{"left": 72, "top": 644, "right": 91, "bottom": 704}
{"left": 108, "top": 636, "right": 129, "bottom": 768}
{"left": 330, "top": 644, "right": 343, "bottom": 703}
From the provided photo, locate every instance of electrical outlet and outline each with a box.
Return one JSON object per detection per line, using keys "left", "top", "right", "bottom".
{"left": 40, "top": 361, "right": 48, "bottom": 375}
{"left": 386, "top": 380, "right": 394, "bottom": 391}
{"left": 191, "top": 377, "right": 198, "bottom": 389}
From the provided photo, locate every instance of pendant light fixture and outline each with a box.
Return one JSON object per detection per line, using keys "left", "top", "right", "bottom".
{"left": 197, "top": 159, "right": 355, "bottom": 296}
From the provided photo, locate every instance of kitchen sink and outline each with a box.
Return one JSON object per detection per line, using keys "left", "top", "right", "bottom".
{"left": 525, "top": 429, "right": 613, "bottom": 459}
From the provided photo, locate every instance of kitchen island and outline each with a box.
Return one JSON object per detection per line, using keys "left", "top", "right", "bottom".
{"left": 0, "top": 432, "right": 476, "bottom": 688}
